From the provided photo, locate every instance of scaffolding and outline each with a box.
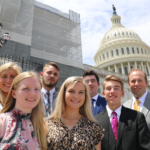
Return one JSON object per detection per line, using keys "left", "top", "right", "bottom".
{"left": 0, "top": 0, "right": 83, "bottom": 66}
{"left": 32, "top": 1, "right": 82, "bottom": 63}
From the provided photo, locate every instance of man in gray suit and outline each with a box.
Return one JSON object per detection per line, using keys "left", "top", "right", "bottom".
{"left": 123, "top": 69, "right": 150, "bottom": 130}
{"left": 40, "top": 62, "right": 60, "bottom": 117}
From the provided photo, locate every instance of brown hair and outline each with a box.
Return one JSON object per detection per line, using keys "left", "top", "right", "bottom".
{"left": 128, "top": 69, "right": 147, "bottom": 82}
{"left": 103, "top": 75, "right": 124, "bottom": 91}
{"left": 43, "top": 62, "right": 60, "bottom": 72}
{"left": 82, "top": 70, "right": 99, "bottom": 83}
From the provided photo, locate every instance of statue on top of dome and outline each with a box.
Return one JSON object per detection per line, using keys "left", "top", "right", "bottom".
{"left": 112, "top": 4, "right": 117, "bottom": 15}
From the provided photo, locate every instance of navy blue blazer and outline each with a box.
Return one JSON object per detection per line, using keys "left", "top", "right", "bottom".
{"left": 92, "top": 95, "right": 107, "bottom": 116}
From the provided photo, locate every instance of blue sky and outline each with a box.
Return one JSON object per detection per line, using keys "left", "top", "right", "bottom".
{"left": 37, "top": 0, "right": 150, "bottom": 66}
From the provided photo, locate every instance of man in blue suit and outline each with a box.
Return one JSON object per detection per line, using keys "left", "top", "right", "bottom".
{"left": 83, "top": 70, "right": 106, "bottom": 116}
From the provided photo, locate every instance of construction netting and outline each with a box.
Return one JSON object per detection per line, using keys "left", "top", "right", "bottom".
{"left": 32, "top": 1, "right": 82, "bottom": 62}
{"left": 0, "top": 0, "right": 82, "bottom": 65}
{"left": 0, "top": 0, "right": 34, "bottom": 46}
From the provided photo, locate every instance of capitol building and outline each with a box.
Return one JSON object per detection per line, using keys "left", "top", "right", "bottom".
{"left": 83, "top": 7, "right": 150, "bottom": 103}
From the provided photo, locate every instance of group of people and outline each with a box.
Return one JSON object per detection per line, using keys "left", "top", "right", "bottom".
{"left": 0, "top": 61, "right": 149, "bottom": 150}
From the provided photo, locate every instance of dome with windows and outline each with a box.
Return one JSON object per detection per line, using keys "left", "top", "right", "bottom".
{"left": 94, "top": 8, "right": 150, "bottom": 77}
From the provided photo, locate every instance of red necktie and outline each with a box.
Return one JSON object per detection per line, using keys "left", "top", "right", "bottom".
{"left": 111, "top": 112, "right": 118, "bottom": 141}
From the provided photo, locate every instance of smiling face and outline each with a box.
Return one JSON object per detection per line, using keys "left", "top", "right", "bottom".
{"left": 84, "top": 75, "right": 100, "bottom": 98}
{"left": 103, "top": 80, "right": 124, "bottom": 110}
{"left": 12, "top": 77, "right": 41, "bottom": 113}
{"left": 40, "top": 65, "right": 60, "bottom": 90}
{"left": 65, "top": 81, "right": 85, "bottom": 111}
{"left": 0, "top": 68, "right": 17, "bottom": 97}
{"left": 128, "top": 71, "right": 148, "bottom": 99}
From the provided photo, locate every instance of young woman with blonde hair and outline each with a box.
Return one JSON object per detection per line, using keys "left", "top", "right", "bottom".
{"left": 46, "top": 76, "right": 104, "bottom": 150}
{"left": 0, "top": 62, "right": 22, "bottom": 111}
{"left": 0, "top": 71, "right": 47, "bottom": 150}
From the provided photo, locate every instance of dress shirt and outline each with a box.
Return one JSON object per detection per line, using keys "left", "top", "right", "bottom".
{"left": 106, "top": 105, "right": 122, "bottom": 122}
{"left": 41, "top": 87, "right": 55, "bottom": 113}
{"left": 131, "top": 90, "right": 147, "bottom": 112}
{"left": 91, "top": 94, "right": 99, "bottom": 107}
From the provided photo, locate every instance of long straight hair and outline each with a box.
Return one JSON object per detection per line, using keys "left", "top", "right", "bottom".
{"left": 1, "top": 71, "right": 47, "bottom": 150}
{"left": 0, "top": 62, "right": 22, "bottom": 106}
{"left": 50, "top": 76, "right": 95, "bottom": 123}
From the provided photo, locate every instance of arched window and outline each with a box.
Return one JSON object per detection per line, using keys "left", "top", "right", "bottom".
{"left": 122, "top": 32, "right": 124, "bottom": 35}
{"left": 141, "top": 48, "right": 143, "bottom": 54}
{"left": 124, "top": 67, "right": 128, "bottom": 75}
{"left": 111, "top": 51, "right": 114, "bottom": 57}
{"left": 121, "top": 48, "right": 124, "bottom": 54}
{"left": 137, "top": 48, "right": 139, "bottom": 53}
{"left": 116, "top": 49, "right": 119, "bottom": 55}
{"left": 107, "top": 52, "right": 109, "bottom": 58}
{"left": 103, "top": 54, "right": 105, "bottom": 60}
{"left": 127, "top": 47, "right": 130, "bottom": 54}
{"left": 132, "top": 47, "right": 134, "bottom": 53}
{"left": 130, "top": 33, "right": 132, "bottom": 35}
{"left": 126, "top": 32, "right": 128, "bottom": 35}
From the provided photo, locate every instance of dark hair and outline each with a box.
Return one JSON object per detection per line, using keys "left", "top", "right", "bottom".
{"left": 103, "top": 75, "right": 124, "bottom": 91}
{"left": 43, "top": 62, "right": 60, "bottom": 72}
{"left": 128, "top": 69, "right": 147, "bottom": 82}
{"left": 82, "top": 70, "right": 99, "bottom": 83}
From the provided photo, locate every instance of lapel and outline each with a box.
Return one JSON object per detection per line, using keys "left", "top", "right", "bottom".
{"left": 142, "top": 92, "right": 150, "bottom": 117}
{"left": 101, "top": 109, "right": 116, "bottom": 149}
{"left": 117, "top": 106, "right": 129, "bottom": 147}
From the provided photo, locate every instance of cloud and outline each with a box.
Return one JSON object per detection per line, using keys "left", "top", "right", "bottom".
{"left": 36, "top": 0, "right": 150, "bottom": 66}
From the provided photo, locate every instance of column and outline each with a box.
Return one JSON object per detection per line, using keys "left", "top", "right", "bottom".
{"left": 147, "top": 62, "right": 150, "bottom": 76}
{"left": 114, "top": 64, "right": 118, "bottom": 73}
{"left": 141, "top": 61, "right": 144, "bottom": 72}
{"left": 108, "top": 66, "right": 111, "bottom": 71}
{"left": 121, "top": 63, "right": 125, "bottom": 74}
{"left": 128, "top": 62, "right": 131, "bottom": 73}
{"left": 134, "top": 61, "right": 137, "bottom": 68}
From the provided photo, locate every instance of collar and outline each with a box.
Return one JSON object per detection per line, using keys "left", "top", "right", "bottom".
{"left": 106, "top": 105, "right": 122, "bottom": 118}
{"left": 91, "top": 93, "right": 99, "bottom": 102}
{"left": 42, "top": 87, "right": 55, "bottom": 95}
{"left": 132, "top": 90, "right": 148, "bottom": 105}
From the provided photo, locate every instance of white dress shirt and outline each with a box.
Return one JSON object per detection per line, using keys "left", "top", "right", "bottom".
{"left": 91, "top": 94, "right": 99, "bottom": 107}
{"left": 106, "top": 105, "right": 122, "bottom": 122}
{"left": 131, "top": 90, "right": 147, "bottom": 112}
{"left": 41, "top": 87, "right": 55, "bottom": 113}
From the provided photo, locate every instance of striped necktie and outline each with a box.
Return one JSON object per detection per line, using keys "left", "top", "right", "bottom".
{"left": 44, "top": 91, "right": 51, "bottom": 116}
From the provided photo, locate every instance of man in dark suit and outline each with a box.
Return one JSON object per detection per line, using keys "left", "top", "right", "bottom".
{"left": 40, "top": 62, "right": 60, "bottom": 117}
{"left": 123, "top": 69, "right": 150, "bottom": 131}
{"left": 83, "top": 70, "right": 106, "bottom": 116}
{"left": 95, "top": 75, "right": 150, "bottom": 150}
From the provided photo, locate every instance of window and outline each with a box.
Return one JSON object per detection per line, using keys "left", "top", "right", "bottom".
{"left": 119, "top": 68, "right": 122, "bottom": 74}
{"left": 146, "top": 67, "right": 149, "bottom": 76}
{"left": 108, "top": 36, "right": 109, "bottom": 39}
{"left": 107, "top": 52, "right": 109, "bottom": 58}
{"left": 126, "top": 32, "right": 128, "bottom": 35}
{"left": 121, "top": 48, "right": 124, "bottom": 54}
{"left": 111, "top": 51, "right": 114, "bottom": 57}
{"left": 114, "top": 33, "right": 116, "bottom": 37}
{"left": 122, "top": 32, "right": 124, "bottom": 35}
{"left": 127, "top": 47, "right": 130, "bottom": 54}
{"left": 124, "top": 67, "right": 128, "bottom": 75}
{"left": 118, "top": 32, "right": 120, "bottom": 36}
{"left": 132, "top": 47, "right": 135, "bottom": 53}
{"left": 116, "top": 49, "right": 119, "bottom": 55}
{"left": 137, "top": 48, "right": 139, "bottom": 53}
{"left": 103, "top": 54, "right": 105, "bottom": 60}
{"left": 130, "top": 66, "right": 133, "bottom": 70}
{"left": 130, "top": 33, "right": 132, "bottom": 35}
{"left": 141, "top": 48, "right": 143, "bottom": 54}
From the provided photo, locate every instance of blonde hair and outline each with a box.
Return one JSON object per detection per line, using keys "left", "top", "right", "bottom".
{"left": 50, "top": 76, "right": 95, "bottom": 123}
{"left": 0, "top": 62, "right": 22, "bottom": 106}
{"left": 103, "top": 75, "right": 124, "bottom": 91}
{"left": 1, "top": 71, "right": 47, "bottom": 150}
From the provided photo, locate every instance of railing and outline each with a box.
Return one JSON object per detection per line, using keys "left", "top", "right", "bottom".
{"left": 0, "top": 54, "right": 43, "bottom": 73}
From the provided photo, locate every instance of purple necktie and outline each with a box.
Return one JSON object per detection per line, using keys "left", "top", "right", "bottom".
{"left": 111, "top": 112, "right": 118, "bottom": 141}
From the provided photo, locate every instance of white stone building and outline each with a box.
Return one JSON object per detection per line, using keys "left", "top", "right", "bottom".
{"left": 84, "top": 8, "right": 150, "bottom": 103}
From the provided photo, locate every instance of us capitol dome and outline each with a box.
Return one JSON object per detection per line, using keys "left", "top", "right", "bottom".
{"left": 94, "top": 5, "right": 150, "bottom": 77}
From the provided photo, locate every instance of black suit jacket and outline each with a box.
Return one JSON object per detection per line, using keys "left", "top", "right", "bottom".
{"left": 95, "top": 106, "right": 150, "bottom": 150}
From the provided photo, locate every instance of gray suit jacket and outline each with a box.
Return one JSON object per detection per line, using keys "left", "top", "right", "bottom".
{"left": 123, "top": 91, "right": 150, "bottom": 131}
{"left": 41, "top": 90, "right": 58, "bottom": 117}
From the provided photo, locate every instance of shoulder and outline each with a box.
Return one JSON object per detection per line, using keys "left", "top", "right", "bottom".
{"left": 95, "top": 109, "right": 106, "bottom": 120}
{"left": 123, "top": 99, "right": 132, "bottom": 106}
{"left": 97, "top": 95, "right": 105, "bottom": 100}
